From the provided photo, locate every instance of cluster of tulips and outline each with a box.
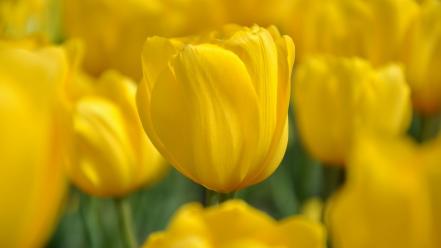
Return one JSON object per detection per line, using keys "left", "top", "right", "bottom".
{"left": 1, "top": 0, "right": 441, "bottom": 247}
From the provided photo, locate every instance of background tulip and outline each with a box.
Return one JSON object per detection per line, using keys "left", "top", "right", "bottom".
{"left": 360, "top": 0, "right": 418, "bottom": 66}
{"left": 137, "top": 25, "right": 294, "bottom": 193}
{"left": 219, "top": 0, "right": 291, "bottom": 27}
{"left": 282, "top": 0, "right": 364, "bottom": 62}
{"left": 282, "top": 0, "right": 417, "bottom": 66}
{"left": 0, "top": 0, "right": 51, "bottom": 39}
{"left": 143, "top": 200, "right": 325, "bottom": 248}
{"left": 293, "top": 56, "right": 412, "bottom": 165}
{"left": 327, "top": 135, "right": 441, "bottom": 248}
{"left": 69, "top": 71, "right": 167, "bottom": 197}
{"left": 0, "top": 42, "right": 68, "bottom": 247}
{"left": 62, "top": 0, "right": 224, "bottom": 80}
{"left": 402, "top": 0, "right": 441, "bottom": 115}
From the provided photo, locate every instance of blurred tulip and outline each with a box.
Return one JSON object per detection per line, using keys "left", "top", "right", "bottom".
{"left": 63, "top": 0, "right": 224, "bottom": 80}
{"left": 69, "top": 71, "right": 167, "bottom": 197}
{"left": 143, "top": 200, "right": 325, "bottom": 248}
{"left": 361, "top": 0, "right": 418, "bottom": 65}
{"left": 0, "top": 0, "right": 50, "bottom": 38}
{"left": 327, "top": 134, "right": 441, "bottom": 248}
{"left": 424, "top": 138, "right": 441, "bottom": 248}
{"left": 283, "top": 0, "right": 417, "bottom": 66}
{"left": 282, "top": 0, "right": 363, "bottom": 62}
{"left": 301, "top": 198, "right": 323, "bottom": 223}
{"left": 0, "top": 42, "right": 68, "bottom": 247}
{"left": 402, "top": 0, "right": 441, "bottom": 115}
{"left": 220, "top": 0, "right": 291, "bottom": 27}
{"left": 293, "top": 56, "right": 411, "bottom": 165}
{"left": 137, "top": 25, "right": 294, "bottom": 193}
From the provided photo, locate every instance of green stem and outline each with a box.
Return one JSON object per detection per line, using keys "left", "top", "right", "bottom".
{"left": 79, "top": 193, "right": 102, "bottom": 248}
{"left": 205, "top": 189, "right": 235, "bottom": 206}
{"left": 418, "top": 115, "right": 441, "bottom": 142}
{"left": 115, "top": 198, "right": 137, "bottom": 248}
{"left": 320, "top": 166, "right": 345, "bottom": 201}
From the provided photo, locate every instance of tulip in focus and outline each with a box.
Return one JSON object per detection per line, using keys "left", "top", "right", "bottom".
{"left": 0, "top": 42, "right": 68, "bottom": 247}
{"left": 328, "top": 134, "right": 441, "bottom": 248}
{"left": 69, "top": 71, "right": 167, "bottom": 197}
{"left": 137, "top": 25, "right": 294, "bottom": 193}
{"left": 143, "top": 200, "right": 325, "bottom": 248}
{"left": 402, "top": 0, "right": 441, "bottom": 115}
{"left": 293, "top": 56, "right": 411, "bottom": 165}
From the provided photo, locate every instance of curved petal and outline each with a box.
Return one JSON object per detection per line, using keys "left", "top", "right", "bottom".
{"left": 72, "top": 97, "right": 134, "bottom": 196}
{"left": 0, "top": 44, "right": 67, "bottom": 247}
{"left": 357, "top": 64, "right": 412, "bottom": 136}
{"left": 203, "top": 200, "right": 275, "bottom": 245}
{"left": 223, "top": 26, "right": 279, "bottom": 164}
{"left": 148, "top": 44, "right": 260, "bottom": 192}
{"left": 279, "top": 216, "right": 326, "bottom": 248}
{"left": 142, "top": 36, "right": 183, "bottom": 92}
{"left": 244, "top": 30, "right": 294, "bottom": 185}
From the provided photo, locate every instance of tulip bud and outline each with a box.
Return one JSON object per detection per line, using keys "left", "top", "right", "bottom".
{"left": 69, "top": 71, "right": 167, "bottom": 197}
{"left": 402, "top": 0, "right": 441, "bottom": 115}
{"left": 143, "top": 200, "right": 325, "bottom": 248}
{"left": 293, "top": 56, "right": 411, "bottom": 165}
{"left": 137, "top": 25, "right": 295, "bottom": 193}
{"left": 327, "top": 135, "right": 437, "bottom": 248}
{"left": 0, "top": 43, "right": 68, "bottom": 247}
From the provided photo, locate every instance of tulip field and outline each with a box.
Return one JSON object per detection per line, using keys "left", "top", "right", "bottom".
{"left": 1, "top": 0, "right": 441, "bottom": 248}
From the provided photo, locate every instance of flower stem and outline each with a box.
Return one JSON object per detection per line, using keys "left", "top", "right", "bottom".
{"left": 78, "top": 192, "right": 102, "bottom": 248}
{"left": 204, "top": 189, "right": 235, "bottom": 206}
{"left": 115, "top": 198, "right": 137, "bottom": 248}
{"left": 320, "top": 166, "right": 345, "bottom": 201}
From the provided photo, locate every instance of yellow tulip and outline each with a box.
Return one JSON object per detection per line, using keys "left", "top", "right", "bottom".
{"left": 424, "top": 138, "right": 441, "bottom": 248}
{"left": 327, "top": 134, "right": 441, "bottom": 248}
{"left": 69, "top": 71, "right": 167, "bottom": 197}
{"left": 137, "top": 25, "right": 294, "bottom": 193}
{"left": 402, "top": 0, "right": 441, "bottom": 115}
{"left": 0, "top": 42, "right": 68, "bottom": 247}
{"left": 283, "top": 0, "right": 417, "bottom": 66}
{"left": 293, "top": 56, "right": 411, "bottom": 165}
{"left": 0, "top": 0, "right": 50, "bottom": 39}
{"left": 219, "top": 0, "right": 291, "bottom": 27}
{"left": 282, "top": 0, "right": 363, "bottom": 62}
{"left": 143, "top": 200, "right": 325, "bottom": 248}
{"left": 360, "top": 0, "right": 418, "bottom": 66}
{"left": 62, "top": 0, "right": 224, "bottom": 80}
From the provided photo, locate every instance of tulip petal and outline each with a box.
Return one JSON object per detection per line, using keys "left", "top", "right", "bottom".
{"left": 328, "top": 137, "right": 433, "bottom": 248}
{"left": 72, "top": 97, "right": 134, "bottom": 196}
{"left": 0, "top": 45, "right": 67, "bottom": 247}
{"left": 148, "top": 44, "right": 260, "bottom": 192}
{"left": 244, "top": 31, "right": 294, "bottom": 185}
{"left": 143, "top": 203, "right": 213, "bottom": 248}
{"left": 223, "top": 26, "right": 279, "bottom": 161}
{"left": 203, "top": 200, "right": 275, "bottom": 245}
{"left": 142, "top": 36, "right": 183, "bottom": 92}
{"left": 279, "top": 216, "right": 326, "bottom": 248}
